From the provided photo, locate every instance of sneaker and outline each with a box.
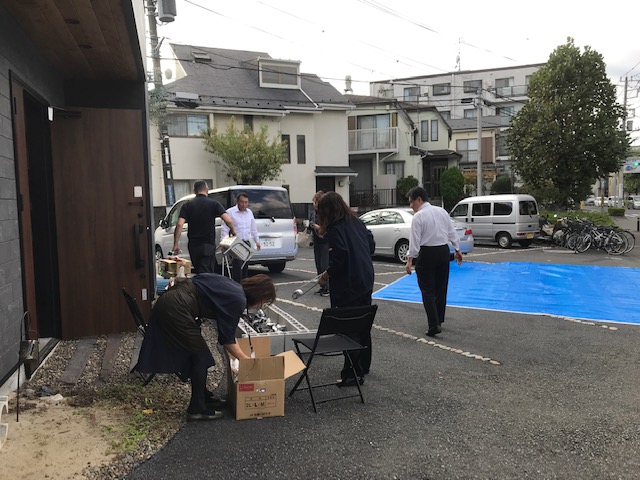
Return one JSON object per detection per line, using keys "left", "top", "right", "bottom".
{"left": 187, "top": 409, "right": 224, "bottom": 421}
{"left": 320, "top": 290, "right": 330, "bottom": 297}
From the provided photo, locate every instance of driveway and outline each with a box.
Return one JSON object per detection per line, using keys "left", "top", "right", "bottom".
{"left": 128, "top": 226, "right": 640, "bottom": 479}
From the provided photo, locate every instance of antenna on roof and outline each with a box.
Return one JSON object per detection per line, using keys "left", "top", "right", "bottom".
{"left": 344, "top": 75, "right": 353, "bottom": 94}
{"left": 456, "top": 38, "right": 461, "bottom": 71}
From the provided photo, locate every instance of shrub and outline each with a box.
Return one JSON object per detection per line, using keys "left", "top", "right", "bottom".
{"left": 608, "top": 207, "right": 625, "bottom": 217}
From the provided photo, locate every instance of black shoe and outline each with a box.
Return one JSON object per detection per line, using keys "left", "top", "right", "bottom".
{"left": 205, "top": 397, "right": 229, "bottom": 409}
{"left": 187, "top": 410, "right": 224, "bottom": 421}
{"left": 426, "top": 326, "right": 442, "bottom": 337}
{"left": 336, "top": 377, "right": 364, "bottom": 388}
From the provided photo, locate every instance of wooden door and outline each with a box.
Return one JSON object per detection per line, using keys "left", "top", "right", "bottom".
{"left": 50, "top": 107, "right": 151, "bottom": 338}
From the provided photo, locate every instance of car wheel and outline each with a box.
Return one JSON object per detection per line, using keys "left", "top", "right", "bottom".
{"left": 267, "top": 262, "right": 286, "bottom": 273}
{"left": 155, "top": 246, "right": 163, "bottom": 261}
{"left": 496, "top": 232, "right": 512, "bottom": 248}
{"left": 395, "top": 240, "right": 410, "bottom": 263}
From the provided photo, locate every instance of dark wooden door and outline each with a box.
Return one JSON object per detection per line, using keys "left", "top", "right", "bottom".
{"left": 50, "top": 107, "right": 151, "bottom": 338}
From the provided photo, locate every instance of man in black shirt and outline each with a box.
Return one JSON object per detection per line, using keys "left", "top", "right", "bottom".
{"left": 173, "top": 181, "right": 236, "bottom": 274}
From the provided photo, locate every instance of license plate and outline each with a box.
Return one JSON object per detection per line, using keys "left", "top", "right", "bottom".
{"left": 262, "top": 239, "right": 277, "bottom": 248}
{"left": 526, "top": 233, "right": 533, "bottom": 239}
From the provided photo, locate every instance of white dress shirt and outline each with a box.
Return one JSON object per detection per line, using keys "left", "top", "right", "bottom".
{"left": 221, "top": 205, "right": 259, "bottom": 243}
{"left": 408, "top": 202, "right": 460, "bottom": 259}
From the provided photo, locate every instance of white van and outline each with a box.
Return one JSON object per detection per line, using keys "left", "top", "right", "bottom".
{"left": 155, "top": 185, "right": 298, "bottom": 273}
{"left": 449, "top": 194, "right": 539, "bottom": 248}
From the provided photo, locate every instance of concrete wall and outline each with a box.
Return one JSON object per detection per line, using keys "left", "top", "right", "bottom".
{"left": 0, "top": 5, "right": 65, "bottom": 382}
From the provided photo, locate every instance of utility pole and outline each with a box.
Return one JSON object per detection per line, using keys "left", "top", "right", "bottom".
{"left": 476, "top": 87, "right": 483, "bottom": 196}
{"left": 619, "top": 76, "right": 628, "bottom": 199}
{"left": 146, "top": 0, "right": 175, "bottom": 206}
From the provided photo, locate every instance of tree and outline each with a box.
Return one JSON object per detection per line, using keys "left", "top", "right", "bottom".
{"left": 625, "top": 173, "right": 640, "bottom": 195}
{"left": 440, "top": 167, "right": 465, "bottom": 210}
{"left": 202, "top": 117, "right": 288, "bottom": 184}
{"left": 396, "top": 175, "right": 419, "bottom": 198}
{"left": 507, "top": 38, "right": 629, "bottom": 209}
{"left": 491, "top": 175, "right": 513, "bottom": 194}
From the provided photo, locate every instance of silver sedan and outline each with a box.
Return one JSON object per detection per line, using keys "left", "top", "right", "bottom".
{"left": 360, "top": 207, "right": 474, "bottom": 263}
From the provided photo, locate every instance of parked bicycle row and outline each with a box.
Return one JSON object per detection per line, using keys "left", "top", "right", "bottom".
{"left": 534, "top": 217, "right": 635, "bottom": 255}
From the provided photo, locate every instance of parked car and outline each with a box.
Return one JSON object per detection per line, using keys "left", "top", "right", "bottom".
{"left": 359, "top": 207, "right": 474, "bottom": 263}
{"left": 584, "top": 196, "right": 596, "bottom": 206}
{"left": 627, "top": 196, "right": 640, "bottom": 209}
{"left": 155, "top": 185, "right": 298, "bottom": 273}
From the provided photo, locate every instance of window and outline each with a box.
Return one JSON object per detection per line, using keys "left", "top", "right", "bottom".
{"left": 172, "top": 179, "right": 213, "bottom": 206}
{"left": 430, "top": 120, "right": 438, "bottom": 142}
{"left": 463, "top": 79, "right": 482, "bottom": 93}
{"left": 451, "top": 203, "right": 468, "bottom": 216}
{"left": 421, "top": 120, "right": 429, "bottom": 142}
{"left": 360, "top": 211, "right": 379, "bottom": 226}
{"left": 377, "top": 211, "right": 403, "bottom": 225}
{"left": 385, "top": 162, "right": 404, "bottom": 180}
{"left": 404, "top": 87, "right": 420, "bottom": 102}
{"left": 167, "top": 114, "right": 208, "bottom": 137}
{"left": 281, "top": 134, "right": 291, "bottom": 163}
{"left": 432, "top": 83, "right": 451, "bottom": 96}
{"left": 260, "top": 61, "right": 299, "bottom": 87}
{"left": 496, "top": 134, "right": 509, "bottom": 156}
{"left": 440, "top": 110, "right": 451, "bottom": 120}
{"left": 464, "top": 109, "right": 476, "bottom": 119}
{"left": 456, "top": 138, "right": 478, "bottom": 163}
{"left": 496, "top": 106, "right": 514, "bottom": 117}
{"left": 471, "top": 203, "right": 491, "bottom": 216}
{"left": 519, "top": 201, "right": 538, "bottom": 215}
{"left": 495, "top": 77, "right": 513, "bottom": 96}
{"left": 244, "top": 115, "right": 253, "bottom": 131}
{"left": 494, "top": 202, "right": 512, "bottom": 216}
{"left": 297, "top": 135, "right": 306, "bottom": 164}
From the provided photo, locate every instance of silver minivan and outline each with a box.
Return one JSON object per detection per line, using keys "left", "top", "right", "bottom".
{"left": 449, "top": 194, "right": 539, "bottom": 248}
{"left": 155, "top": 185, "right": 298, "bottom": 273}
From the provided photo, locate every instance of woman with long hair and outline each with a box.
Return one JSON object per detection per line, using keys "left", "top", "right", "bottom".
{"left": 316, "top": 191, "right": 375, "bottom": 386}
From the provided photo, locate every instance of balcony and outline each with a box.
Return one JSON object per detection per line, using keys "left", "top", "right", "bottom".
{"left": 495, "top": 85, "right": 528, "bottom": 98}
{"left": 348, "top": 127, "right": 399, "bottom": 154}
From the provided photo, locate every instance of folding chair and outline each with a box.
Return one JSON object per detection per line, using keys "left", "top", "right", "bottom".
{"left": 121, "top": 288, "right": 155, "bottom": 385}
{"left": 289, "top": 304, "right": 378, "bottom": 412}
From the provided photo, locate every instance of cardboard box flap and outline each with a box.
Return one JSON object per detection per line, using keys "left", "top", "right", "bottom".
{"left": 276, "top": 350, "right": 306, "bottom": 379}
{"left": 238, "top": 356, "right": 284, "bottom": 381}
{"left": 236, "top": 336, "right": 271, "bottom": 358}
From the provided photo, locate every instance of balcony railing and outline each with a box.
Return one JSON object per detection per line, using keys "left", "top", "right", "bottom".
{"left": 348, "top": 127, "right": 399, "bottom": 153}
{"left": 349, "top": 189, "right": 404, "bottom": 212}
{"left": 495, "top": 85, "right": 528, "bottom": 97}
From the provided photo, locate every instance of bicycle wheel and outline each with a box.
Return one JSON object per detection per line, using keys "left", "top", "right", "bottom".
{"left": 565, "top": 233, "right": 578, "bottom": 251}
{"left": 604, "top": 232, "right": 627, "bottom": 255}
{"left": 618, "top": 230, "right": 635, "bottom": 253}
{"left": 575, "top": 233, "right": 591, "bottom": 253}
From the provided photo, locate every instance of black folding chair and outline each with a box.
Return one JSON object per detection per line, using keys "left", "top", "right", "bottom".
{"left": 289, "top": 304, "right": 378, "bottom": 412}
{"left": 122, "top": 287, "right": 155, "bottom": 385}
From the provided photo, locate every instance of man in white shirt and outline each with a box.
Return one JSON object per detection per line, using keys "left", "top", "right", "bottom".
{"left": 221, "top": 192, "right": 261, "bottom": 282}
{"left": 404, "top": 187, "right": 462, "bottom": 337}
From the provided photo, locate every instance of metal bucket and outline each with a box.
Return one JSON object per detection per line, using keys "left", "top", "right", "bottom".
{"left": 19, "top": 339, "right": 39, "bottom": 363}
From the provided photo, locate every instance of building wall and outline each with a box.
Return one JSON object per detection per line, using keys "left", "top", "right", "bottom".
{"left": 151, "top": 108, "right": 351, "bottom": 209}
{"left": 0, "top": 5, "right": 65, "bottom": 382}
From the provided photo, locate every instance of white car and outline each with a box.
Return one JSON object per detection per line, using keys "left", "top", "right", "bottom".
{"left": 359, "top": 207, "right": 474, "bottom": 263}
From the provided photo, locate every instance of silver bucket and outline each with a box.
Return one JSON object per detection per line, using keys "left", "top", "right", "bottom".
{"left": 19, "top": 339, "right": 39, "bottom": 363}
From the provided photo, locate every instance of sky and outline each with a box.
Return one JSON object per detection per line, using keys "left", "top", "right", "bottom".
{"left": 154, "top": 0, "right": 640, "bottom": 141}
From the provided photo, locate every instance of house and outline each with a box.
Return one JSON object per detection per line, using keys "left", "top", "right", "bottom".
{"left": 0, "top": 1, "right": 152, "bottom": 384}
{"left": 369, "top": 64, "right": 544, "bottom": 193}
{"left": 151, "top": 44, "right": 354, "bottom": 221}
{"left": 346, "top": 95, "right": 459, "bottom": 208}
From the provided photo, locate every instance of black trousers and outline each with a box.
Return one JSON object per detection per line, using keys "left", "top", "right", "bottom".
{"left": 188, "top": 243, "right": 217, "bottom": 274}
{"left": 313, "top": 241, "right": 329, "bottom": 291}
{"left": 230, "top": 240, "right": 251, "bottom": 283}
{"left": 415, "top": 244, "right": 451, "bottom": 330}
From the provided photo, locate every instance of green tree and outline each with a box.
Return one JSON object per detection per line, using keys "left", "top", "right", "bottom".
{"left": 396, "top": 175, "right": 419, "bottom": 198}
{"left": 202, "top": 117, "right": 287, "bottom": 184}
{"left": 625, "top": 173, "right": 640, "bottom": 195}
{"left": 440, "top": 167, "right": 465, "bottom": 210}
{"left": 148, "top": 87, "right": 169, "bottom": 130}
{"left": 507, "top": 38, "right": 629, "bottom": 209}
{"left": 490, "top": 175, "right": 513, "bottom": 194}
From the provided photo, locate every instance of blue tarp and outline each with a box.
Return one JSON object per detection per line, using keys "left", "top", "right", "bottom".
{"left": 372, "top": 262, "right": 640, "bottom": 325}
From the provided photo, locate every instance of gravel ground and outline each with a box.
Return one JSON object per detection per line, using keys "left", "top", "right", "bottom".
{"left": 18, "top": 322, "right": 225, "bottom": 479}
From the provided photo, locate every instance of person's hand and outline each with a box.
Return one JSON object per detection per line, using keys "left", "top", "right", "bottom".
{"left": 454, "top": 250, "right": 463, "bottom": 265}
{"left": 318, "top": 271, "right": 328, "bottom": 285}
{"left": 255, "top": 242, "right": 261, "bottom": 251}
{"left": 172, "top": 246, "right": 180, "bottom": 255}
{"left": 405, "top": 258, "right": 413, "bottom": 275}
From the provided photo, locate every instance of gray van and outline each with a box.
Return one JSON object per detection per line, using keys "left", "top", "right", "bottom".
{"left": 449, "top": 194, "right": 539, "bottom": 248}
{"left": 155, "top": 185, "right": 298, "bottom": 272}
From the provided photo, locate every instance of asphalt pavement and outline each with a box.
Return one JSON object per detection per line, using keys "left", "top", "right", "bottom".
{"left": 128, "top": 215, "right": 640, "bottom": 480}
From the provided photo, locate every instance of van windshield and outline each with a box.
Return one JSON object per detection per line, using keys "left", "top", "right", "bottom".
{"left": 235, "top": 189, "right": 293, "bottom": 219}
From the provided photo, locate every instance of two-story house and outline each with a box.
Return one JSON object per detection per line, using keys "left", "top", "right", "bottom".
{"left": 152, "top": 44, "right": 354, "bottom": 220}
{"left": 346, "top": 95, "right": 458, "bottom": 208}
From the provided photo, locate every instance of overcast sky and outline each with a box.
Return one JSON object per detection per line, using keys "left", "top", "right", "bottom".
{"left": 156, "top": 0, "right": 640, "bottom": 141}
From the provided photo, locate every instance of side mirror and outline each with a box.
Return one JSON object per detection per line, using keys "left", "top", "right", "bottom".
{"left": 159, "top": 218, "right": 168, "bottom": 228}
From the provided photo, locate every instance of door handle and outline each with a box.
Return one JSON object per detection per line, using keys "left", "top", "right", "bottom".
{"left": 133, "top": 224, "right": 145, "bottom": 269}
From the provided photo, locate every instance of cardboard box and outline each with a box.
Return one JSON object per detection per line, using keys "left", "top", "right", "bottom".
{"left": 159, "top": 258, "right": 192, "bottom": 277}
{"left": 237, "top": 304, "right": 317, "bottom": 355}
{"left": 227, "top": 336, "right": 305, "bottom": 420}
